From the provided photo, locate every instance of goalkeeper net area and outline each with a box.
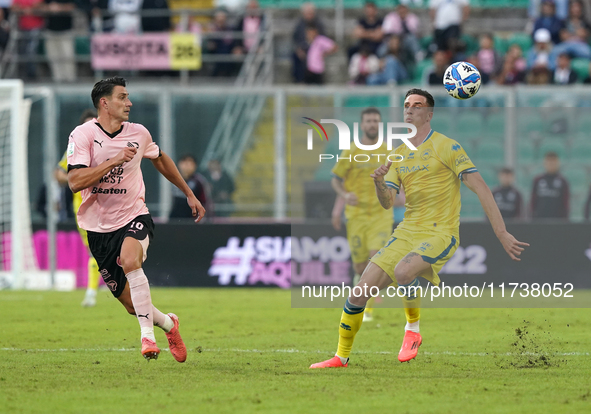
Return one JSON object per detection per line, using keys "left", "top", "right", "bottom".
{"left": 0, "top": 80, "right": 37, "bottom": 288}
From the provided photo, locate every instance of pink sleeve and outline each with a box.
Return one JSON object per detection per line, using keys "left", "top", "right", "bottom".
{"left": 143, "top": 131, "right": 161, "bottom": 159}
{"left": 320, "top": 36, "right": 335, "bottom": 51}
{"left": 66, "top": 128, "right": 91, "bottom": 168}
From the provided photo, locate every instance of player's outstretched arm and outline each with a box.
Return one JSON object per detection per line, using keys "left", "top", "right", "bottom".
{"left": 370, "top": 160, "right": 395, "bottom": 210}
{"left": 463, "top": 171, "right": 529, "bottom": 261}
{"left": 151, "top": 151, "right": 206, "bottom": 223}
{"left": 68, "top": 147, "right": 137, "bottom": 193}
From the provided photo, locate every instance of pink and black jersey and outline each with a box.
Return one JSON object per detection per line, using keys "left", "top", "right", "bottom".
{"left": 66, "top": 120, "right": 161, "bottom": 233}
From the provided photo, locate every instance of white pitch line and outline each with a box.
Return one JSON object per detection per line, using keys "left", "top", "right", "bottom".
{"left": 0, "top": 347, "right": 589, "bottom": 357}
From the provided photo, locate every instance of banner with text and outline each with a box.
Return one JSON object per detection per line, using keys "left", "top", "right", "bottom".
{"left": 91, "top": 33, "right": 202, "bottom": 70}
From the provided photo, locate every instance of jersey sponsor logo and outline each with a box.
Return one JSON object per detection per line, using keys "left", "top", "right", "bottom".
{"left": 67, "top": 142, "right": 75, "bottom": 156}
{"left": 91, "top": 187, "right": 128, "bottom": 194}
{"left": 408, "top": 152, "right": 415, "bottom": 160}
{"left": 397, "top": 164, "right": 429, "bottom": 173}
{"left": 455, "top": 154, "right": 471, "bottom": 166}
{"left": 94, "top": 140, "right": 103, "bottom": 148}
{"left": 99, "top": 166, "right": 124, "bottom": 184}
{"left": 421, "top": 148, "right": 433, "bottom": 161}
{"left": 127, "top": 141, "right": 139, "bottom": 149}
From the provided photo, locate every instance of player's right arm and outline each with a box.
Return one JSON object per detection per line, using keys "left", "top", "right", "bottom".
{"left": 331, "top": 177, "right": 358, "bottom": 206}
{"left": 331, "top": 149, "right": 358, "bottom": 206}
{"left": 370, "top": 160, "right": 396, "bottom": 209}
{"left": 68, "top": 147, "right": 136, "bottom": 193}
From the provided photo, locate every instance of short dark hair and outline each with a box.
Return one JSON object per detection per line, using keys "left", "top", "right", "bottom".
{"left": 79, "top": 109, "right": 97, "bottom": 125}
{"left": 545, "top": 151, "right": 559, "bottom": 159}
{"left": 405, "top": 88, "right": 435, "bottom": 108}
{"left": 179, "top": 154, "right": 197, "bottom": 163}
{"left": 91, "top": 77, "right": 127, "bottom": 109}
{"left": 361, "top": 107, "right": 381, "bottom": 121}
{"left": 500, "top": 167, "right": 514, "bottom": 174}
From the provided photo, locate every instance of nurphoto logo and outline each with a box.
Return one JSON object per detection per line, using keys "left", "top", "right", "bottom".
{"left": 303, "top": 118, "right": 419, "bottom": 163}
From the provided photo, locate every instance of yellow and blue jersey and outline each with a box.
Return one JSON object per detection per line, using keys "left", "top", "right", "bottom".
{"left": 384, "top": 130, "right": 477, "bottom": 235}
{"left": 331, "top": 142, "right": 393, "bottom": 222}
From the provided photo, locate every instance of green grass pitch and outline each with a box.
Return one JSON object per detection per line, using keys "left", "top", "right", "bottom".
{"left": 1, "top": 288, "right": 590, "bottom": 414}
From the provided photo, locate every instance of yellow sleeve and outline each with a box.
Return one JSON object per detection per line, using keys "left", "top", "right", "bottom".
{"left": 384, "top": 151, "right": 401, "bottom": 193}
{"left": 331, "top": 149, "right": 351, "bottom": 180}
{"left": 57, "top": 151, "right": 68, "bottom": 172}
{"left": 439, "top": 139, "right": 477, "bottom": 181}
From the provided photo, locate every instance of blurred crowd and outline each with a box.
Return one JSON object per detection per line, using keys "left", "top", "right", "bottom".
{"left": 0, "top": 0, "right": 266, "bottom": 80}
{"left": 293, "top": 0, "right": 591, "bottom": 86}
{"left": 4, "top": 0, "right": 591, "bottom": 85}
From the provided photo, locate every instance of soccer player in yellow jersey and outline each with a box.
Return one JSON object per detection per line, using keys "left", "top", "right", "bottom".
{"left": 55, "top": 109, "right": 100, "bottom": 307}
{"left": 331, "top": 107, "right": 394, "bottom": 322}
{"left": 311, "top": 88, "right": 529, "bottom": 368}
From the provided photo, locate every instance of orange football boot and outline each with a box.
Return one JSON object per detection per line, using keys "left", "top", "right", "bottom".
{"left": 310, "top": 356, "right": 348, "bottom": 369}
{"left": 398, "top": 331, "right": 422, "bottom": 362}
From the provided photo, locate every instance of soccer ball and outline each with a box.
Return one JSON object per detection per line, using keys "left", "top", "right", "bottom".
{"left": 443, "top": 62, "right": 482, "bottom": 100}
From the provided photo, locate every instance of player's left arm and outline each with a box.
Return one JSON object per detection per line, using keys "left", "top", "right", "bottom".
{"left": 462, "top": 172, "right": 529, "bottom": 261}
{"left": 151, "top": 151, "right": 206, "bottom": 223}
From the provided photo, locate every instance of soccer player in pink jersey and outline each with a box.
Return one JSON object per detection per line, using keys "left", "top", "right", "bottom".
{"left": 66, "top": 77, "right": 206, "bottom": 362}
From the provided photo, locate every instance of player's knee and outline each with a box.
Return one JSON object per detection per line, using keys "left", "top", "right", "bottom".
{"left": 120, "top": 255, "right": 142, "bottom": 274}
{"left": 394, "top": 264, "right": 413, "bottom": 285}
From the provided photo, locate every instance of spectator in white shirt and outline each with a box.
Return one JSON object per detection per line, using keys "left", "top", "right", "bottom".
{"left": 429, "top": 0, "right": 470, "bottom": 53}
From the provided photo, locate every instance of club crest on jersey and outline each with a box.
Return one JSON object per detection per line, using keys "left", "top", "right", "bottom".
{"left": 106, "top": 280, "right": 117, "bottom": 292}
{"left": 421, "top": 149, "right": 433, "bottom": 161}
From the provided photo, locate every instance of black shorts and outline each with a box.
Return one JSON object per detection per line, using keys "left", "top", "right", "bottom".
{"left": 87, "top": 214, "right": 155, "bottom": 298}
